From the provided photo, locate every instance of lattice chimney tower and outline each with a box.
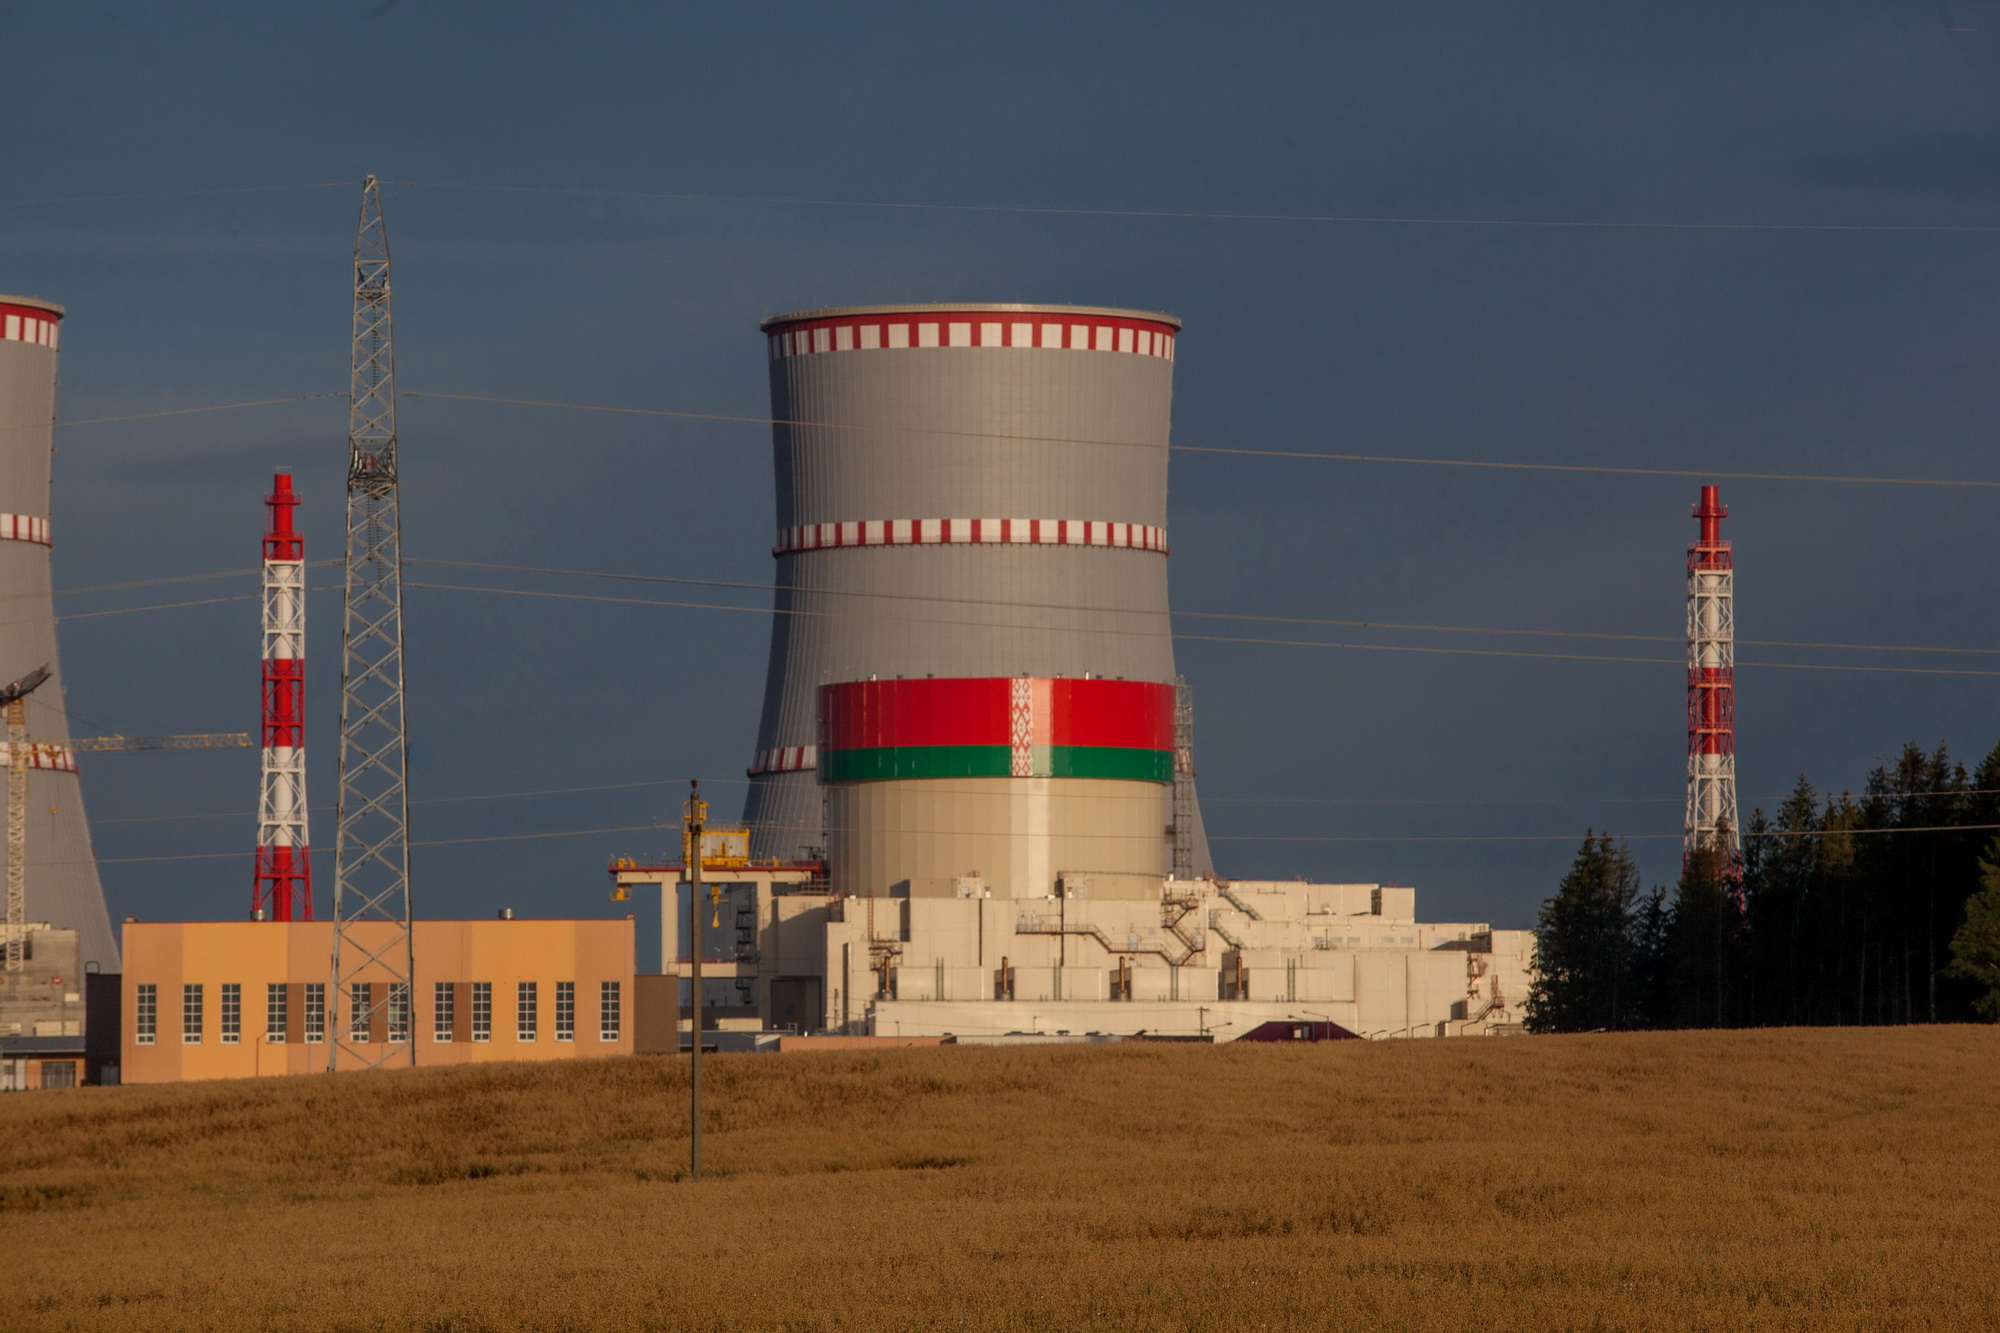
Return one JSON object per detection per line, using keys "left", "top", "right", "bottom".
{"left": 1685, "top": 484, "right": 1740, "bottom": 880}
{"left": 254, "top": 472, "right": 310, "bottom": 921}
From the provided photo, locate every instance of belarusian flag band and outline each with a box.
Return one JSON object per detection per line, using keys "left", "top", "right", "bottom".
{"left": 820, "top": 744, "right": 1174, "bottom": 784}
{"left": 818, "top": 676, "right": 1176, "bottom": 785}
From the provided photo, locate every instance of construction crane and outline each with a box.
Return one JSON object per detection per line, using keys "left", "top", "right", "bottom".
{"left": 3, "top": 666, "right": 52, "bottom": 972}
{"left": 1, "top": 682, "right": 250, "bottom": 972}
{"left": 70, "top": 733, "right": 251, "bottom": 753}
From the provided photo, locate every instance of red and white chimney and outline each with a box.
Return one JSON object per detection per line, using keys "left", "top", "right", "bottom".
{"left": 254, "top": 473, "right": 311, "bottom": 920}
{"left": 1684, "top": 484, "right": 1740, "bottom": 885}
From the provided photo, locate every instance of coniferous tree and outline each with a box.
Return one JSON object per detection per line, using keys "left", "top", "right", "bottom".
{"left": 1666, "top": 838, "right": 1742, "bottom": 1027}
{"left": 1741, "top": 780, "right": 1821, "bottom": 1026}
{"left": 1947, "top": 835, "right": 2000, "bottom": 1021}
{"left": 1526, "top": 833, "right": 1641, "bottom": 1033}
{"left": 1624, "top": 885, "right": 1673, "bottom": 1030}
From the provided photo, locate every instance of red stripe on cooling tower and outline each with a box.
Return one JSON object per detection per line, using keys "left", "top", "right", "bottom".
{"left": 775, "top": 518, "right": 1167, "bottom": 555}
{"left": 0, "top": 302, "right": 61, "bottom": 350}
{"left": 747, "top": 745, "right": 818, "bottom": 776}
{"left": 0, "top": 515, "right": 52, "bottom": 546}
{"left": 764, "top": 309, "right": 1177, "bottom": 361}
{"left": 819, "top": 678, "right": 1173, "bottom": 751}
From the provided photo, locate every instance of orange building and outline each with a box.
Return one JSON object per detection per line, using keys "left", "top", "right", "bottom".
{"left": 121, "top": 917, "right": 633, "bottom": 1082}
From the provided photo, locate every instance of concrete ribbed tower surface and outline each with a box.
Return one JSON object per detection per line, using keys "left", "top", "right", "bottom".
{"left": 0, "top": 296, "right": 115, "bottom": 968}
{"left": 742, "top": 304, "right": 1212, "bottom": 898}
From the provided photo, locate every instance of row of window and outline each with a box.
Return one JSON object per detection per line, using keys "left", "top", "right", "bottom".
{"left": 133, "top": 981, "right": 622, "bottom": 1047}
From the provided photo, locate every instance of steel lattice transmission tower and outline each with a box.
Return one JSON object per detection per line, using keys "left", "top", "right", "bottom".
{"left": 1684, "top": 484, "right": 1740, "bottom": 884}
{"left": 331, "top": 175, "right": 415, "bottom": 1070}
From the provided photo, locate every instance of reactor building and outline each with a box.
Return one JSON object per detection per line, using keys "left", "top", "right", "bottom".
{"left": 611, "top": 304, "right": 1537, "bottom": 1041}
{"left": 0, "top": 296, "right": 115, "bottom": 972}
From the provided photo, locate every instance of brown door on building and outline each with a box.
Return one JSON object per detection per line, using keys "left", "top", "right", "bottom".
{"left": 768, "top": 977, "right": 822, "bottom": 1034}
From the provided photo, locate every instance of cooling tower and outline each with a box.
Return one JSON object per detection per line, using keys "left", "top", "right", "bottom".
{"left": 742, "top": 304, "right": 1212, "bottom": 898}
{"left": 0, "top": 296, "right": 115, "bottom": 967}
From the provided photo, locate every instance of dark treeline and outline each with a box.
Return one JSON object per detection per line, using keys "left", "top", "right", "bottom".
{"left": 1528, "top": 741, "right": 2000, "bottom": 1031}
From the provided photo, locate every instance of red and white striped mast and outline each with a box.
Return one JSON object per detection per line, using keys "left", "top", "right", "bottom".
{"left": 254, "top": 472, "right": 311, "bottom": 920}
{"left": 1685, "top": 484, "right": 1740, "bottom": 885}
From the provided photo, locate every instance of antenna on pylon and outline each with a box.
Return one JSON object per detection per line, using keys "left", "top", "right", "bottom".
{"left": 1684, "top": 484, "right": 1741, "bottom": 891}
{"left": 331, "top": 174, "right": 415, "bottom": 1068}
{"left": 254, "top": 472, "right": 311, "bottom": 921}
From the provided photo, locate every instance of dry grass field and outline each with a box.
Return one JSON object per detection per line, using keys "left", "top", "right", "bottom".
{"left": 1, "top": 1027, "right": 1996, "bottom": 1331}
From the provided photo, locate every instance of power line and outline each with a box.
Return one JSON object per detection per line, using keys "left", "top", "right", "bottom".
{"left": 59, "top": 594, "right": 256, "bottom": 622}
{"left": 50, "top": 392, "right": 347, "bottom": 432}
{"left": 87, "top": 813, "right": 2000, "bottom": 867}
{"left": 1218, "top": 823, "right": 2000, "bottom": 843}
{"left": 31, "top": 552, "right": 1995, "bottom": 662}
{"left": 88, "top": 781, "right": 2000, "bottom": 828}
{"left": 22, "top": 384, "right": 2000, "bottom": 489}
{"left": 404, "top": 579, "right": 2000, "bottom": 678}
{"left": 0, "top": 182, "right": 357, "bottom": 211}
{"left": 96, "top": 820, "right": 667, "bottom": 865}
{"left": 409, "top": 558, "right": 2000, "bottom": 658}
{"left": 404, "top": 389, "right": 2000, "bottom": 490}
{"left": 380, "top": 179, "right": 2000, "bottom": 236}
{"left": 91, "top": 778, "right": 741, "bottom": 827}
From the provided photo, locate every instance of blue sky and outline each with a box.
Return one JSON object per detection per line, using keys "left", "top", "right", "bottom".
{"left": 7, "top": 1, "right": 2000, "bottom": 930}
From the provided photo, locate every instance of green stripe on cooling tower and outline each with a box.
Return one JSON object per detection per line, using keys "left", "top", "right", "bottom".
{"left": 819, "top": 745, "right": 1174, "bottom": 784}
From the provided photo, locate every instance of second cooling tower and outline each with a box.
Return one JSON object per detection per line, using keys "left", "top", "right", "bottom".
{"left": 742, "top": 304, "right": 1211, "bottom": 897}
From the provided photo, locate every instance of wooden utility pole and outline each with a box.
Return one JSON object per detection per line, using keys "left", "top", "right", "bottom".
{"left": 684, "top": 780, "right": 706, "bottom": 1179}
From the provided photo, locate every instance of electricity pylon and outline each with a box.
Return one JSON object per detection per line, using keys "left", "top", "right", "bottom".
{"left": 331, "top": 174, "right": 415, "bottom": 1070}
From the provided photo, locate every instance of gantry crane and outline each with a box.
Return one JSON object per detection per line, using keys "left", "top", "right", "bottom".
{"left": 2, "top": 663, "right": 249, "bottom": 973}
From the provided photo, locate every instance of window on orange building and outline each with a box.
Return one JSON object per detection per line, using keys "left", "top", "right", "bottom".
{"left": 349, "top": 983, "right": 373, "bottom": 1043}
{"left": 433, "top": 981, "right": 455, "bottom": 1042}
{"left": 555, "top": 981, "right": 574, "bottom": 1042}
{"left": 135, "top": 983, "right": 157, "bottom": 1045}
{"left": 388, "top": 982, "right": 410, "bottom": 1044}
{"left": 517, "top": 981, "right": 538, "bottom": 1041}
{"left": 304, "top": 983, "right": 326, "bottom": 1043}
{"left": 599, "top": 981, "right": 621, "bottom": 1042}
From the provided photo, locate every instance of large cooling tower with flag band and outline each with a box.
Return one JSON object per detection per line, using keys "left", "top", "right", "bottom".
{"left": 0, "top": 295, "right": 116, "bottom": 968}
{"left": 741, "top": 303, "right": 1212, "bottom": 898}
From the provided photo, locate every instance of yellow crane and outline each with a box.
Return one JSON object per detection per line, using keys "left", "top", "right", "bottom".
{"left": 2, "top": 662, "right": 250, "bottom": 972}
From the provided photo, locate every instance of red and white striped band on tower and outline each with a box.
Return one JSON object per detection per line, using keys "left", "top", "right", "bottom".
{"left": 254, "top": 472, "right": 312, "bottom": 922}
{"left": 748, "top": 745, "right": 818, "bottom": 776}
{"left": 0, "top": 742, "right": 76, "bottom": 774}
{"left": 776, "top": 518, "right": 1167, "bottom": 556}
{"left": 768, "top": 310, "right": 1176, "bottom": 360}
{"left": 0, "top": 302, "right": 61, "bottom": 350}
{"left": 0, "top": 515, "right": 51, "bottom": 546}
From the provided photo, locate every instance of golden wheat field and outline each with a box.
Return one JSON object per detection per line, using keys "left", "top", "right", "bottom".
{"left": 0, "top": 1027, "right": 1995, "bottom": 1331}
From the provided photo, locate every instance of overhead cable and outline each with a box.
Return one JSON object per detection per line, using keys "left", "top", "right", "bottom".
{"left": 0, "top": 182, "right": 358, "bottom": 210}
{"left": 380, "top": 179, "right": 2000, "bottom": 236}
{"left": 404, "top": 579, "right": 2000, "bottom": 678}
{"left": 404, "top": 389, "right": 2000, "bottom": 490}
{"left": 89, "top": 815, "right": 2000, "bottom": 866}
{"left": 408, "top": 557, "right": 2000, "bottom": 658}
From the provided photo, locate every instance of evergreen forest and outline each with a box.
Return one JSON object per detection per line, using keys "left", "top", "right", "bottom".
{"left": 1527, "top": 740, "right": 2000, "bottom": 1031}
